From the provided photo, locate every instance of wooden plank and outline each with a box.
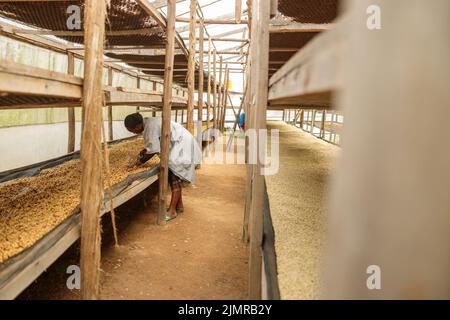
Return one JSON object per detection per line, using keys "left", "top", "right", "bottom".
{"left": 0, "top": 20, "right": 161, "bottom": 88}
{"left": 158, "top": 0, "right": 176, "bottom": 225}
{"left": 176, "top": 17, "right": 249, "bottom": 24}
{"left": 79, "top": 0, "right": 105, "bottom": 300}
{"left": 268, "top": 18, "right": 346, "bottom": 107}
{"left": 0, "top": 60, "right": 82, "bottom": 99}
{"left": 182, "top": 37, "right": 247, "bottom": 42}
{"left": 269, "top": 22, "right": 332, "bottom": 33}
{"left": 12, "top": 28, "right": 165, "bottom": 37}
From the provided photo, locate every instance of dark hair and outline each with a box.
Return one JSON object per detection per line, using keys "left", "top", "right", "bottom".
{"left": 124, "top": 113, "right": 143, "bottom": 129}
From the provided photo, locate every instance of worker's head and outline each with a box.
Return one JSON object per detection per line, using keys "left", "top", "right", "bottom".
{"left": 124, "top": 113, "right": 144, "bottom": 134}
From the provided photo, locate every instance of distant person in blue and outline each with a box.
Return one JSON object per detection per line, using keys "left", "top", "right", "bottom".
{"left": 238, "top": 112, "right": 246, "bottom": 131}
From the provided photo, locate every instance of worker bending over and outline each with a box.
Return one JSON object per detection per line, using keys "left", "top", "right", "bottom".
{"left": 124, "top": 113, "right": 202, "bottom": 221}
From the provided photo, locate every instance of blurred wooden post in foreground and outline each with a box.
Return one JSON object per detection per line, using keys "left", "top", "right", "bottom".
{"left": 158, "top": 0, "right": 177, "bottom": 225}
{"left": 79, "top": 0, "right": 106, "bottom": 300}
{"left": 324, "top": 0, "right": 450, "bottom": 299}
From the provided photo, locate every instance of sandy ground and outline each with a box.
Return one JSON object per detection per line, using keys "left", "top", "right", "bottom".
{"left": 18, "top": 161, "right": 248, "bottom": 300}
{"left": 265, "top": 121, "right": 339, "bottom": 299}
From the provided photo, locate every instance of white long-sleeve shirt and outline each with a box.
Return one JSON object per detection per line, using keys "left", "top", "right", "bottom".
{"left": 143, "top": 117, "right": 202, "bottom": 183}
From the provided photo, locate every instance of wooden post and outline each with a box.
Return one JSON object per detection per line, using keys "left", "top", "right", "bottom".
{"left": 67, "top": 52, "right": 75, "bottom": 153}
{"left": 207, "top": 38, "right": 212, "bottom": 128}
{"left": 181, "top": 109, "right": 184, "bottom": 124}
{"left": 217, "top": 56, "right": 223, "bottom": 129}
{"left": 242, "top": 39, "right": 253, "bottom": 244}
{"left": 311, "top": 110, "right": 316, "bottom": 134}
{"left": 158, "top": 0, "right": 177, "bottom": 225}
{"left": 107, "top": 66, "right": 114, "bottom": 141}
{"left": 213, "top": 50, "right": 218, "bottom": 128}
{"left": 187, "top": 0, "right": 197, "bottom": 135}
{"left": 299, "top": 109, "right": 304, "bottom": 129}
{"left": 235, "top": 0, "right": 242, "bottom": 23}
{"left": 248, "top": 0, "right": 270, "bottom": 300}
{"left": 221, "top": 67, "right": 229, "bottom": 131}
{"left": 320, "top": 110, "right": 326, "bottom": 139}
{"left": 79, "top": 0, "right": 106, "bottom": 300}
{"left": 330, "top": 111, "right": 335, "bottom": 143}
{"left": 242, "top": 71, "right": 253, "bottom": 245}
{"left": 136, "top": 76, "right": 141, "bottom": 113}
{"left": 175, "top": 109, "right": 178, "bottom": 122}
{"left": 197, "top": 20, "right": 204, "bottom": 143}
{"left": 270, "top": 0, "right": 278, "bottom": 18}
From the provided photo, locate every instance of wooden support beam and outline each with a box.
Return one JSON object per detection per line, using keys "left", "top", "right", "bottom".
{"left": 235, "top": 0, "right": 243, "bottom": 23}
{"left": 217, "top": 55, "right": 224, "bottom": 129}
{"left": 242, "top": 28, "right": 252, "bottom": 244}
{"left": 206, "top": 38, "right": 212, "bottom": 128}
{"left": 176, "top": 17, "right": 249, "bottom": 24}
{"left": 311, "top": 110, "right": 316, "bottom": 133}
{"left": 137, "top": 0, "right": 189, "bottom": 58}
{"left": 248, "top": 0, "right": 270, "bottom": 300}
{"left": 158, "top": 0, "right": 176, "bottom": 225}
{"left": 197, "top": 21, "right": 205, "bottom": 143}
{"left": 67, "top": 52, "right": 76, "bottom": 154}
{"left": 186, "top": 0, "right": 197, "bottom": 135}
{"left": 213, "top": 50, "right": 218, "bottom": 128}
{"left": 299, "top": 109, "right": 304, "bottom": 128}
{"left": 270, "top": 0, "right": 278, "bottom": 17}
{"left": 12, "top": 28, "right": 165, "bottom": 37}
{"left": 136, "top": 76, "right": 141, "bottom": 112}
{"left": 107, "top": 67, "right": 114, "bottom": 141}
{"left": 212, "top": 26, "right": 248, "bottom": 38}
{"left": 0, "top": 60, "right": 82, "bottom": 98}
{"left": 268, "top": 19, "right": 344, "bottom": 108}
{"left": 182, "top": 37, "right": 248, "bottom": 42}
{"left": 320, "top": 110, "right": 326, "bottom": 138}
{"left": 221, "top": 67, "right": 229, "bottom": 131}
{"left": 269, "top": 22, "right": 332, "bottom": 33}
{"left": 79, "top": 0, "right": 106, "bottom": 300}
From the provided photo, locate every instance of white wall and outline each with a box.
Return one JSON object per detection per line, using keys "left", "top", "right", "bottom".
{"left": 0, "top": 121, "right": 134, "bottom": 172}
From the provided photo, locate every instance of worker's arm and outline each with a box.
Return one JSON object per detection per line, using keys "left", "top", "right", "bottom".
{"left": 138, "top": 149, "right": 156, "bottom": 164}
{"left": 127, "top": 149, "right": 157, "bottom": 169}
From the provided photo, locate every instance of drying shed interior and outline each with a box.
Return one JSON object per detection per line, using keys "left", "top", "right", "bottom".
{"left": 0, "top": 0, "right": 449, "bottom": 301}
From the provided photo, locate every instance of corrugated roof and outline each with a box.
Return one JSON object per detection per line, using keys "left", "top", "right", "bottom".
{"left": 278, "top": 0, "right": 339, "bottom": 24}
{"left": 0, "top": 0, "right": 165, "bottom": 46}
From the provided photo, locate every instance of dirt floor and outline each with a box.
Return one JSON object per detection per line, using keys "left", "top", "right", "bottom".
{"left": 18, "top": 161, "right": 248, "bottom": 300}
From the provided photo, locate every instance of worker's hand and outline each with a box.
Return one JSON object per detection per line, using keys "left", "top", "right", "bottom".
{"left": 126, "top": 156, "right": 141, "bottom": 171}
